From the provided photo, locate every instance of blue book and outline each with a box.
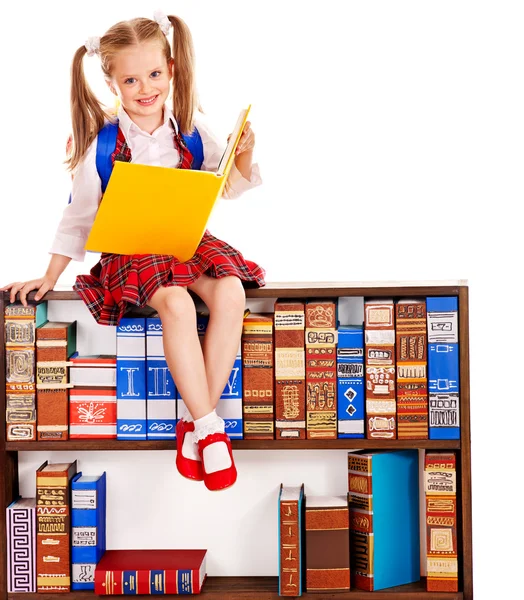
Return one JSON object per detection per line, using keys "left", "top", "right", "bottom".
{"left": 71, "top": 472, "right": 107, "bottom": 590}
{"left": 426, "top": 297, "right": 460, "bottom": 440}
{"left": 146, "top": 317, "right": 177, "bottom": 439}
{"left": 337, "top": 325, "right": 365, "bottom": 438}
{"left": 348, "top": 450, "right": 420, "bottom": 591}
{"left": 116, "top": 318, "right": 147, "bottom": 440}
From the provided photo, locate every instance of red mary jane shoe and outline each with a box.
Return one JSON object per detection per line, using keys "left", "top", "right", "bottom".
{"left": 175, "top": 420, "right": 204, "bottom": 481}
{"left": 197, "top": 432, "right": 237, "bottom": 491}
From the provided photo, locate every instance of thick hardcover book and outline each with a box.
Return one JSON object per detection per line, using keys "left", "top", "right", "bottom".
{"left": 305, "top": 495, "right": 350, "bottom": 593}
{"left": 347, "top": 450, "right": 419, "bottom": 591}
{"left": 395, "top": 300, "right": 429, "bottom": 439}
{"left": 4, "top": 302, "right": 48, "bottom": 441}
{"left": 71, "top": 472, "right": 107, "bottom": 590}
{"left": 337, "top": 325, "right": 365, "bottom": 438}
{"left": 278, "top": 484, "right": 304, "bottom": 596}
{"left": 7, "top": 497, "right": 36, "bottom": 592}
{"left": 364, "top": 300, "right": 397, "bottom": 439}
{"left": 426, "top": 297, "right": 460, "bottom": 440}
{"left": 116, "top": 318, "right": 147, "bottom": 440}
{"left": 274, "top": 300, "right": 306, "bottom": 440}
{"left": 146, "top": 317, "right": 177, "bottom": 440}
{"left": 35, "top": 321, "right": 77, "bottom": 357}
{"left": 424, "top": 452, "right": 458, "bottom": 592}
{"left": 242, "top": 313, "right": 274, "bottom": 439}
{"left": 36, "top": 461, "right": 78, "bottom": 592}
{"left": 94, "top": 549, "right": 207, "bottom": 595}
{"left": 305, "top": 300, "right": 337, "bottom": 440}
{"left": 70, "top": 387, "right": 117, "bottom": 439}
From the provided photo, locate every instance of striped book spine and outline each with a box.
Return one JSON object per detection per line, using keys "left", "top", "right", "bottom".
{"left": 217, "top": 343, "right": 243, "bottom": 439}
{"left": 146, "top": 317, "right": 176, "bottom": 440}
{"left": 116, "top": 318, "right": 147, "bottom": 440}
{"left": 7, "top": 497, "right": 36, "bottom": 592}
{"left": 336, "top": 325, "right": 365, "bottom": 438}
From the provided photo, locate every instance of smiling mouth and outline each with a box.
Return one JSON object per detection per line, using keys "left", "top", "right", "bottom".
{"left": 136, "top": 95, "right": 159, "bottom": 106}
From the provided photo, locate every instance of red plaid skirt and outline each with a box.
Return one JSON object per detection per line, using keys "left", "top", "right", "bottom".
{"left": 74, "top": 230, "right": 266, "bottom": 326}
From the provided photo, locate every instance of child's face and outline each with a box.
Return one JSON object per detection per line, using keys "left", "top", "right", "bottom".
{"left": 108, "top": 41, "right": 172, "bottom": 124}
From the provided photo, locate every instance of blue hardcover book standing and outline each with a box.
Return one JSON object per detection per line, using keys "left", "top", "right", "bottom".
{"left": 146, "top": 317, "right": 177, "bottom": 439}
{"left": 426, "top": 297, "right": 460, "bottom": 440}
{"left": 337, "top": 325, "right": 365, "bottom": 438}
{"left": 116, "top": 318, "right": 147, "bottom": 440}
{"left": 71, "top": 472, "right": 107, "bottom": 590}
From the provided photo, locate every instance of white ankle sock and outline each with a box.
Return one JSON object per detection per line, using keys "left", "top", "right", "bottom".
{"left": 193, "top": 411, "right": 232, "bottom": 474}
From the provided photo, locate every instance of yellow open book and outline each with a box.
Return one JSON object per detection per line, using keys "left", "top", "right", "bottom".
{"left": 85, "top": 106, "right": 251, "bottom": 261}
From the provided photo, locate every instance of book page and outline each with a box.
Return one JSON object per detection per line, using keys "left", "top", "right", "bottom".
{"left": 216, "top": 106, "right": 251, "bottom": 176}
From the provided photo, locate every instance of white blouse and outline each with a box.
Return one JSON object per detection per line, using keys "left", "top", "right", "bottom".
{"left": 49, "top": 105, "right": 262, "bottom": 262}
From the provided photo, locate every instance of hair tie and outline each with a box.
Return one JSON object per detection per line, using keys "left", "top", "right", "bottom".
{"left": 85, "top": 36, "right": 100, "bottom": 57}
{"left": 154, "top": 10, "right": 171, "bottom": 36}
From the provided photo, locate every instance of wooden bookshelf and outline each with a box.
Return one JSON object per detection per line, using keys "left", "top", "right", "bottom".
{"left": 0, "top": 283, "right": 473, "bottom": 600}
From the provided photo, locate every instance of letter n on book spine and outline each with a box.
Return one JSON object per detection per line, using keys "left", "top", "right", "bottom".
{"left": 117, "top": 318, "right": 147, "bottom": 440}
{"left": 7, "top": 497, "right": 36, "bottom": 592}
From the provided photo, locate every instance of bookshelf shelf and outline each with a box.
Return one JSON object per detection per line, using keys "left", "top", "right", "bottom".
{"left": 0, "top": 283, "right": 473, "bottom": 600}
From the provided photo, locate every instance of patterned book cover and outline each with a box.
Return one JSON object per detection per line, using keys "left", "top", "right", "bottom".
{"left": 305, "top": 495, "right": 350, "bottom": 593}
{"left": 36, "top": 461, "right": 77, "bottom": 592}
{"left": 7, "top": 497, "right": 36, "bottom": 592}
{"left": 305, "top": 300, "right": 337, "bottom": 439}
{"left": 274, "top": 300, "right": 306, "bottom": 440}
{"left": 336, "top": 325, "right": 365, "bottom": 438}
{"left": 242, "top": 313, "right": 274, "bottom": 439}
{"left": 278, "top": 484, "right": 304, "bottom": 596}
{"left": 5, "top": 302, "right": 48, "bottom": 441}
{"left": 364, "top": 299, "right": 397, "bottom": 439}
{"left": 94, "top": 549, "right": 207, "bottom": 595}
{"left": 69, "top": 387, "right": 117, "bottom": 439}
{"left": 347, "top": 450, "right": 419, "bottom": 591}
{"left": 395, "top": 300, "right": 429, "bottom": 439}
{"left": 426, "top": 297, "right": 460, "bottom": 440}
{"left": 424, "top": 452, "right": 458, "bottom": 592}
{"left": 71, "top": 472, "right": 107, "bottom": 590}
{"left": 146, "top": 316, "right": 176, "bottom": 440}
{"left": 116, "top": 318, "right": 147, "bottom": 440}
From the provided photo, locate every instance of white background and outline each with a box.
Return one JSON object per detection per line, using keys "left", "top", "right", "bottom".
{"left": 1, "top": 1, "right": 522, "bottom": 597}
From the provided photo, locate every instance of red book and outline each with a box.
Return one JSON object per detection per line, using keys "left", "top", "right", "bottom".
{"left": 94, "top": 550, "right": 207, "bottom": 595}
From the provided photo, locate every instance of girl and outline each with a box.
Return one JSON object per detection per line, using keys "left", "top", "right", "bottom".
{"left": 1, "top": 12, "right": 265, "bottom": 492}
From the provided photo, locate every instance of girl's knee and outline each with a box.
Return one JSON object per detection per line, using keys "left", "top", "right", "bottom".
{"left": 150, "top": 286, "right": 194, "bottom": 319}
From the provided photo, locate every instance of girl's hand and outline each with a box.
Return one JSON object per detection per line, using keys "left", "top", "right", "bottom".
{"left": 234, "top": 121, "right": 255, "bottom": 155}
{"left": 1, "top": 276, "right": 57, "bottom": 307}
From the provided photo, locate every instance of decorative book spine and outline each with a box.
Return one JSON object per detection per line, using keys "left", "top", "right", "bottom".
{"left": 36, "top": 461, "right": 77, "bottom": 592}
{"left": 242, "top": 314, "right": 274, "bottom": 439}
{"left": 7, "top": 498, "right": 36, "bottom": 592}
{"left": 426, "top": 297, "right": 460, "bottom": 439}
{"left": 424, "top": 452, "right": 458, "bottom": 592}
{"left": 274, "top": 300, "right": 306, "bottom": 439}
{"left": 347, "top": 453, "right": 374, "bottom": 590}
{"left": 395, "top": 300, "right": 429, "bottom": 439}
{"left": 146, "top": 317, "right": 176, "bottom": 440}
{"left": 278, "top": 484, "right": 304, "bottom": 596}
{"left": 71, "top": 472, "right": 107, "bottom": 590}
{"left": 36, "top": 322, "right": 77, "bottom": 441}
{"left": 336, "top": 325, "right": 364, "bottom": 438}
{"left": 305, "top": 300, "right": 337, "bottom": 439}
{"left": 305, "top": 497, "right": 350, "bottom": 593}
{"left": 364, "top": 299, "right": 397, "bottom": 439}
{"left": 4, "top": 302, "right": 47, "bottom": 441}
{"left": 116, "top": 318, "right": 147, "bottom": 440}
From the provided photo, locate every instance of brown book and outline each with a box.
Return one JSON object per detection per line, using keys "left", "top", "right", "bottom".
{"left": 274, "top": 300, "right": 306, "bottom": 440}
{"left": 305, "top": 495, "right": 350, "bottom": 593}
{"left": 278, "top": 484, "right": 304, "bottom": 596}
{"left": 242, "top": 314, "right": 274, "bottom": 439}
{"left": 36, "top": 461, "right": 77, "bottom": 592}
{"left": 305, "top": 299, "right": 337, "bottom": 439}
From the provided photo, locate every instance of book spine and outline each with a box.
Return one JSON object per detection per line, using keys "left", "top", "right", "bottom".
{"left": 146, "top": 318, "right": 177, "bottom": 440}
{"left": 95, "top": 568, "right": 200, "bottom": 594}
{"left": 427, "top": 297, "right": 460, "bottom": 439}
{"left": 117, "top": 318, "right": 147, "bottom": 440}
{"left": 69, "top": 387, "right": 117, "bottom": 439}
{"left": 336, "top": 327, "right": 365, "bottom": 438}
{"left": 424, "top": 452, "right": 458, "bottom": 592}
{"left": 278, "top": 487, "right": 303, "bottom": 596}
{"left": 217, "top": 344, "right": 243, "bottom": 439}
{"left": 305, "top": 301, "right": 337, "bottom": 440}
{"left": 37, "top": 343, "right": 68, "bottom": 362}
{"left": 364, "top": 300, "right": 397, "bottom": 439}
{"left": 7, "top": 503, "right": 36, "bottom": 592}
{"left": 242, "top": 317, "right": 275, "bottom": 439}
{"left": 347, "top": 453, "right": 374, "bottom": 591}
{"left": 274, "top": 301, "right": 306, "bottom": 440}
{"left": 395, "top": 300, "right": 429, "bottom": 439}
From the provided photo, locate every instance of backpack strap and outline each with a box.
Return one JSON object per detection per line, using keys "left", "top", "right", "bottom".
{"left": 96, "top": 122, "right": 120, "bottom": 193}
{"left": 182, "top": 127, "right": 204, "bottom": 170}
